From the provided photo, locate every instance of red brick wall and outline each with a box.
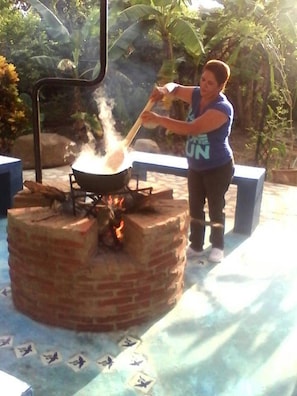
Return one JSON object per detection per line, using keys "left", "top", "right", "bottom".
{"left": 7, "top": 200, "right": 189, "bottom": 332}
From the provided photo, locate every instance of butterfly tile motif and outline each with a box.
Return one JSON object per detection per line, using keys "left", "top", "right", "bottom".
{"left": 128, "top": 371, "right": 156, "bottom": 394}
{"left": 118, "top": 335, "right": 141, "bottom": 350}
{"left": 128, "top": 353, "right": 148, "bottom": 370}
{"left": 67, "top": 353, "right": 89, "bottom": 372}
{"left": 0, "top": 334, "right": 13, "bottom": 348}
{"left": 14, "top": 342, "right": 37, "bottom": 359}
{"left": 96, "top": 354, "right": 116, "bottom": 372}
{"left": 40, "top": 350, "right": 63, "bottom": 366}
{"left": 0, "top": 286, "right": 11, "bottom": 298}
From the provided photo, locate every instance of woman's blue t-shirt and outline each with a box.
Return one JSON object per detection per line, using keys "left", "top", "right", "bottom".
{"left": 185, "top": 87, "right": 234, "bottom": 171}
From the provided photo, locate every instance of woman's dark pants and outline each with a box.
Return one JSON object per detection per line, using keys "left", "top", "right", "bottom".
{"left": 188, "top": 160, "right": 234, "bottom": 251}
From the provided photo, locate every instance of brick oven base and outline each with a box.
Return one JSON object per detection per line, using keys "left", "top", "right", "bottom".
{"left": 7, "top": 199, "right": 189, "bottom": 332}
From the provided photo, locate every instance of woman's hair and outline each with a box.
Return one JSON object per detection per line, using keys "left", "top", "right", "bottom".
{"left": 203, "top": 60, "right": 230, "bottom": 91}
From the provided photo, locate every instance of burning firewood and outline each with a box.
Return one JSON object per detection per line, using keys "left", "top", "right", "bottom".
{"left": 124, "top": 191, "right": 158, "bottom": 214}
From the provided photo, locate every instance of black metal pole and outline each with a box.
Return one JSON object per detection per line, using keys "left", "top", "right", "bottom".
{"left": 31, "top": 0, "right": 108, "bottom": 183}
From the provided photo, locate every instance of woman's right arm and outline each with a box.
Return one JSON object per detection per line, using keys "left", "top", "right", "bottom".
{"left": 150, "top": 83, "right": 194, "bottom": 104}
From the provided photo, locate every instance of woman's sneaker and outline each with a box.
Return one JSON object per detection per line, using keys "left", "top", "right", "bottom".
{"left": 186, "top": 246, "right": 204, "bottom": 260}
{"left": 208, "top": 248, "right": 224, "bottom": 263}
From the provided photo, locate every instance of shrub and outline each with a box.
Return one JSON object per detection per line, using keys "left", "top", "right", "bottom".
{"left": 0, "top": 55, "right": 29, "bottom": 154}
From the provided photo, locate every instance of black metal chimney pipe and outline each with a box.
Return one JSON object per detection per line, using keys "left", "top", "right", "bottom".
{"left": 31, "top": 0, "right": 108, "bottom": 183}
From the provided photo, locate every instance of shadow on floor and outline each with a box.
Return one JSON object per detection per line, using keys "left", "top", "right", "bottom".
{"left": 184, "top": 229, "right": 248, "bottom": 289}
{"left": 2, "top": 213, "right": 297, "bottom": 396}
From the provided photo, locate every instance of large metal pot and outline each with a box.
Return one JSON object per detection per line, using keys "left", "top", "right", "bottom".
{"left": 72, "top": 166, "right": 132, "bottom": 194}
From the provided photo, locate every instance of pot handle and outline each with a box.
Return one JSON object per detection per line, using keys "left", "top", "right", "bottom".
{"left": 123, "top": 98, "right": 155, "bottom": 148}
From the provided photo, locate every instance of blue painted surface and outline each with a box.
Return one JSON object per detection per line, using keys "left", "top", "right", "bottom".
{"left": 130, "top": 151, "right": 266, "bottom": 236}
{"left": 0, "top": 156, "right": 23, "bottom": 215}
{"left": 1, "top": 207, "right": 297, "bottom": 395}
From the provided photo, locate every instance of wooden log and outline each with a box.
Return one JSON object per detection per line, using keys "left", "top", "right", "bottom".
{"left": 23, "top": 180, "right": 66, "bottom": 202}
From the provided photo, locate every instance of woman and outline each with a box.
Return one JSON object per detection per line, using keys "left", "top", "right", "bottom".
{"left": 141, "top": 59, "right": 234, "bottom": 263}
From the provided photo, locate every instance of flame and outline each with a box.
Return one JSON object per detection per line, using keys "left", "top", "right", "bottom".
{"left": 115, "top": 219, "right": 124, "bottom": 241}
{"left": 105, "top": 194, "right": 125, "bottom": 243}
{"left": 107, "top": 195, "right": 124, "bottom": 207}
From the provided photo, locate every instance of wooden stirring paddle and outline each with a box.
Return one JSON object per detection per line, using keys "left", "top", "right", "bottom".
{"left": 103, "top": 98, "right": 155, "bottom": 172}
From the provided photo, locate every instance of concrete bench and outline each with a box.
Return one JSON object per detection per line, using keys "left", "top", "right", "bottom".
{"left": 131, "top": 151, "right": 266, "bottom": 236}
{"left": 0, "top": 155, "right": 23, "bottom": 215}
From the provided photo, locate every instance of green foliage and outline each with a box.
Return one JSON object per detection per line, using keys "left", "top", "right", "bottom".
{"left": 0, "top": 0, "right": 58, "bottom": 93}
{"left": 0, "top": 56, "right": 29, "bottom": 154}
{"left": 70, "top": 111, "right": 103, "bottom": 139}
{"left": 14, "top": 1, "right": 102, "bottom": 135}
{"left": 28, "top": 1, "right": 101, "bottom": 80}
{"left": 107, "top": 0, "right": 206, "bottom": 135}
{"left": 110, "top": 0, "right": 205, "bottom": 83}
{"left": 1, "top": 0, "right": 297, "bottom": 166}
{"left": 195, "top": 0, "right": 297, "bottom": 169}
{"left": 247, "top": 89, "right": 291, "bottom": 171}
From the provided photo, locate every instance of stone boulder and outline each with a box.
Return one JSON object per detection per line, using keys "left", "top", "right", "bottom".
{"left": 132, "top": 138, "right": 160, "bottom": 153}
{"left": 11, "top": 133, "right": 79, "bottom": 170}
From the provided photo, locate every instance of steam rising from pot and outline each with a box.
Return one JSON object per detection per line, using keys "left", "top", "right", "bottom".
{"left": 72, "top": 88, "right": 130, "bottom": 174}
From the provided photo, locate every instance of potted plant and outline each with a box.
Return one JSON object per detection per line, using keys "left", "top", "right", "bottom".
{"left": 0, "top": 55, "right": 29, "bottom": 155}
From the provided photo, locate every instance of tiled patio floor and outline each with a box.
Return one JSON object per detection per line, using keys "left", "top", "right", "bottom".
{"left": 1, "top": 165, "right": 297, "bottom": 396}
